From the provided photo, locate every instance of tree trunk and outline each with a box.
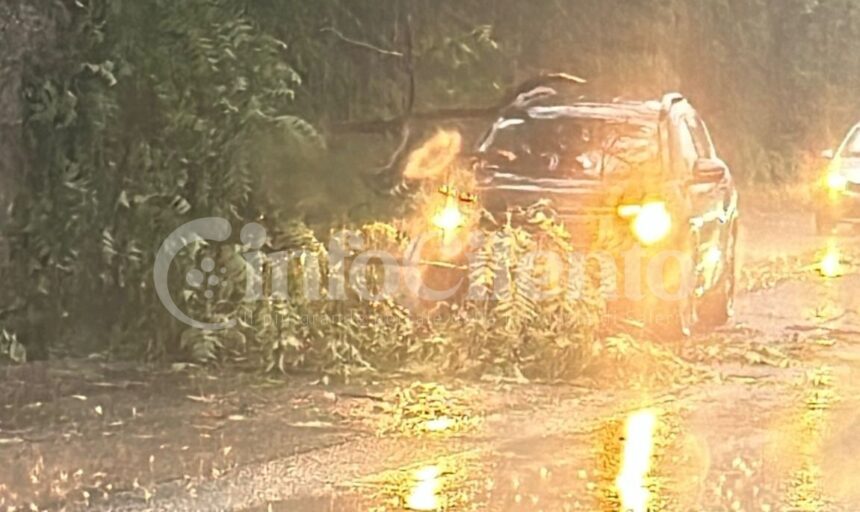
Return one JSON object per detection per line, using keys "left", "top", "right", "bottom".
{"left": 0, "top": 0, "right": 66, "bottom": 260}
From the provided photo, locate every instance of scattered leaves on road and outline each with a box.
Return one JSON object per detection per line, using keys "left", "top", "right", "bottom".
{"left": 377, "top": 382, "right": 481, "bottom": 437}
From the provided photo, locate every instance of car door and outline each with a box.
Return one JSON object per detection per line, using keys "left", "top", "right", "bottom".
{"left": 683, "top": 113, "right": 735, "bottom": 292}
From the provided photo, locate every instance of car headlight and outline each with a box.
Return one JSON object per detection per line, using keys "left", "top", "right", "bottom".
{"left": 619, "top": 202, "right": 673, "bottom": 246}
{"left": 432, "top": 201, "right": 464, "bottom": 237}
{"left": 827, "top": 172, "right": 848, "bottom": 191}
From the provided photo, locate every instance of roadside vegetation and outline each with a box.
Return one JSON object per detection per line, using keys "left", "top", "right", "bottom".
{"left": 3, "top": 0, "right": 860, "bottom": 376}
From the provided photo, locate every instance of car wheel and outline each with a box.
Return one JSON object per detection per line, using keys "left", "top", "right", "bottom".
{"left": 671, "top": 288, "right": 696, "bottom": 338}
{"left": 816, "top": 211, "right": 836, "bottom": 235}
{"left": 650, "top": 250, "right": 696, "bottom": 341}
{"left": 648, "top": 285, "right": 695, "bottom": 341}
{"left": 700, "top": 223, "right": 737, "bottom": 327}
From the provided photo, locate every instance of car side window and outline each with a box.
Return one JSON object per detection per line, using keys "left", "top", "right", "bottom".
{"left": 676, "top": 119, "right": 700, "bottom": 175}
{"left": 687, "top": 115, "right": 715, "bottom": 158}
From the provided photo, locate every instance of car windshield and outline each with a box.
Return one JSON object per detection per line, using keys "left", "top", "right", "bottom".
{"left": 477, "top": 116, "right": 659, "bottom": 179}
{"left": 842, "top": 127, "right": 860, "bottom": 157}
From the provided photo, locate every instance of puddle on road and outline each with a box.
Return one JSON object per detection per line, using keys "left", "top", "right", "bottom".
{"left": 260, "top": 401, "right": 699, "bottom": 511}
{"left": 615, "top": 410, "right": 657, "bottom": 512}
{"left": 405, "top": 465, "right": 443, "bottom": 511}
{"left": 252, "top": 447, "right": 480, "bottom": 512}
{"left": 258, "top": 380, "right": 848, "bottom": 512}
{"left": 261, "top": 425, "right": 666, "bottom": 511}
{"left": 592, "top": 407, "right": 679, "bottom": 512}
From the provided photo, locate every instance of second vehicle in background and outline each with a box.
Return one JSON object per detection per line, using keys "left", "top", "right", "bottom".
{"left": 817, "top": 123, "right": 860, "bottom": 234}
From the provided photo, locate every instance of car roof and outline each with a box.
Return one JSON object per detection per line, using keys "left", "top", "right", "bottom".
{"left": 478, "top": 100, "right": 662, "bottom": 153}
{"left": 516, "top": 101, "right": 662, "bottom": 125}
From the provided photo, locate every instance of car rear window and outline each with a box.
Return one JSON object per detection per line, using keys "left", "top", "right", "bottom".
{"left": 477, "top": 117, "right": 659, "bottom": 179}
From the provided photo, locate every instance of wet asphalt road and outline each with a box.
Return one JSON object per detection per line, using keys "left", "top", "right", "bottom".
{"left": 91, "top": 211, "right": 860, "bottom": 512}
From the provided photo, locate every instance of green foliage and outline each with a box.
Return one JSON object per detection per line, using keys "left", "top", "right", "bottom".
{"left": 0, "top": 330, "right": 27, "bottom": 364}
{"left": 7, "top": 0, "right": 316, "bottom": 358}
{"left": 163, "top": 208, "right": 606, "bottom": 381}
{"left": 8, "top": 0, "right": 860, "bottom": 374}
{"left": 454, "top": 207, "right": 606, "bottom": 379}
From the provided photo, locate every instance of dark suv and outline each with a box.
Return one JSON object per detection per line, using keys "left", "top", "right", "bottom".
{"left": 472, "top": 92, "right": 739, "bottom": 336}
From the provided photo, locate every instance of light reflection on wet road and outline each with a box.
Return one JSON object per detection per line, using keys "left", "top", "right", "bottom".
{"left": 262, "top": 366, "right": 850, "bottom": 512}
{"left": 249, "top": 214, "right": 860, "bottom": 512}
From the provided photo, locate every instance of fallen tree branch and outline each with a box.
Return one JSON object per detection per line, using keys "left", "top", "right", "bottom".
{"left": 330, "top": 72, "right": 586, "bottom": 134}
{"left": 786, "top": 324, "right": 860, "bottom": 337}
{"left": 320, "top": 26, "right": 403, "bottom": 58}
{"left": 328, "top": 107, "right": 496, "bottom": 134}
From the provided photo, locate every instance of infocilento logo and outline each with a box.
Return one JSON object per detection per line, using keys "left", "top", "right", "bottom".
{"left": 154, "top": 218, "right": 267, "bottom": 331}
{"left": 154, "top": 217, "right": 701, "bottom": 332}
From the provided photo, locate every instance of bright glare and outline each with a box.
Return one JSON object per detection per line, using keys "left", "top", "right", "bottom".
{"left": 432, "top": 201, "right": 464, "bottom": 236}
{"left": 827, "top": 172, "right": 848, "bottom": 191}
{"left": 424, "top": 416, "right": 455, "bottom": 432}
{"left": 407, "top": 465, "right": 442, "bottom": 511}
{"left": 616, "top": 409, "right": 657, "bottom": 512}
{"left": 704, "top": 246, "right": 722, "bottom": 267}
{"left": 820, "top": 245, "right": 843, "bottom": 278}
{"left": 631, "top": 202, "right": 672, "bottom": 246}
{"left": 617, "top": 204, "right": 642, "bottom": 219}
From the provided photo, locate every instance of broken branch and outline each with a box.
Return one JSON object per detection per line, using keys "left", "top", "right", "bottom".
{"left": 320, "top": 27, "right": 404, "bottom": 58}
{"left": 330, "top": 72, "right": 586, "bottom": 134}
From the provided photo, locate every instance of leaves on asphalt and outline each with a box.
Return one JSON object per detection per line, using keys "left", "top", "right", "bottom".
{"left": 580, "top": 333, "right": 709, "bottom": 388}
{"left": 376, "top": 382, "right": 481, "bottom": 437}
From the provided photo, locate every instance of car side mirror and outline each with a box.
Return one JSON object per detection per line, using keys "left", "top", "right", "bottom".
{"left": 692, "top": 158, "right": 728, "bottom": 185}
{"left": 821, "top": 149, "right": 835, "bottom": 160}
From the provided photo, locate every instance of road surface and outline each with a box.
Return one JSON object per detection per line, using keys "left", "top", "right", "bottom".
{"left": 2, "top": 209, "right": 859, "bottom": 511}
